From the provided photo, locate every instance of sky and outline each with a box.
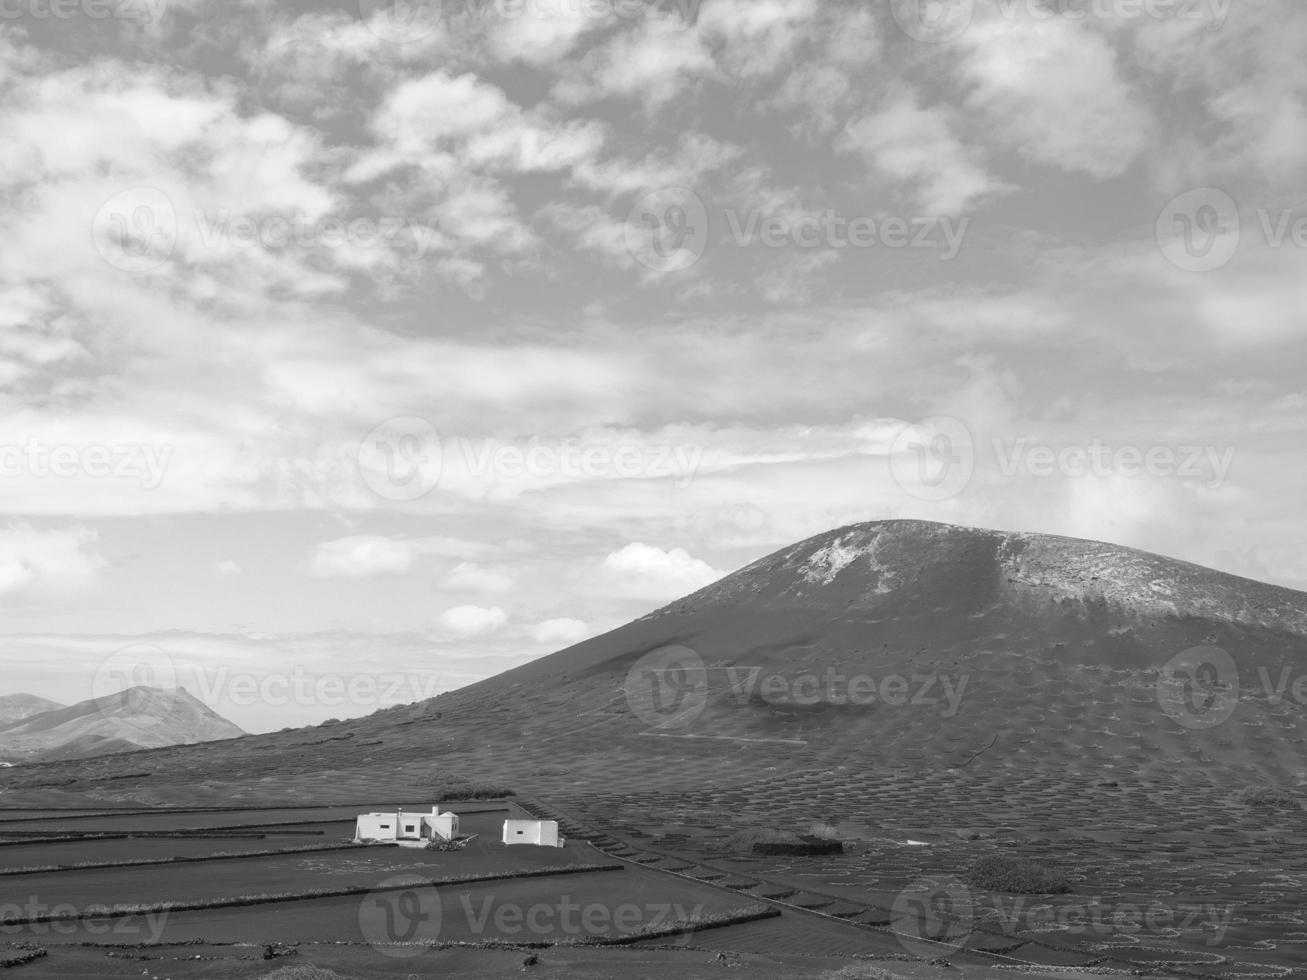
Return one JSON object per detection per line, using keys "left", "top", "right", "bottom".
{"left": 1, "top": 0, "right": 1305, "bottom": 732}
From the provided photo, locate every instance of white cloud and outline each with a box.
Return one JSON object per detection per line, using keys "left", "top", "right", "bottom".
{"left": 482, "top": 0, "right": 615, "bottom": 65}
{"left": 214, "top": 559, "right": 242, "bottom": 576}
{"left": 601, "top": 542, "right": 723, "bottom": 599}
{"left": 957, "top": 13, "right": 1151, "bottom": 179}
{"left": 698, "top": 0, "right": 819, "bottom": 78}
{"left": 842, "top": 92, "right": 1007, "bottom": 213}
{"left": 439, "top": 604, "right": 508, "bottom": 636}
{"left": 532, "top": 617, "right": 591, "bottom": 646}
{"left": 306, "top": 536, "right": 483, "bottom": 578}
{"left": 0, "top": 525, "right": 105, "bottom": 595}
{"left": 553, "top": 14, "right": 715, "bottom": 108}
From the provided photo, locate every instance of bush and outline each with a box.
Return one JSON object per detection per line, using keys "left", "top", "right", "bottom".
{"left": 817, "top": 965, "right": 901, "bottom": 980}
{"left": 434, "top": 780, "right": 514, "bottom": 800}
{"left": 966, "top": 856, "right": 1070, "bottom": 894}
{"left": 259, "top": 968, "right": 349, "bottom": 980}
{"left": 722, "top": 828, "right": 798, "bottom": 854}
{"left": 752, "top": 836, "right": 844, "bottom": 856}
{"left": 1236, "top": 787, "right": 1300, "bottom": 809}
{"left": 808, "top": 820, "right": 842, "bottom": 840}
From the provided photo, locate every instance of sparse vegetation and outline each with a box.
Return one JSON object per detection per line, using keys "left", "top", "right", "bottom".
{"left": 259, "top": 967, "right": 349, "bottom": 980}
{"left": 432, "top": 779, "right": 515, "bottom": 800}
{"left": 1236, "top": 787, "right": 1300, "bottom": 809}
{"left": 722, "top": 827, "right": 799, "bottom": 853}
{"left": 965, "top": 855, "right": 1071, "bottom": 894}
{"left": 720, "top": 827, "right": 842, "bottom": 856}
{"left": 0, "top": 946, "right": 46, "bottom": 968}
{"left": 807, "top": 820, "right": 842, "bottom": 840}
{"left": 817, "top": 966, "right": 902, "bottom": 980}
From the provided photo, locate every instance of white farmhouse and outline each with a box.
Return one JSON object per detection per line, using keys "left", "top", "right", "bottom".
{"left": 502, "top": 818, "right": 564, "bottom": 847}
{"left": 354, "top": 806, "right": 460, "bottom": 844}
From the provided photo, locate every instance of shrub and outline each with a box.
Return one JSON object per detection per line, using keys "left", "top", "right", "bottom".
{"left": 259, "top": 967, "right": 350, "bottom": 980}
{"left": 808, "top": 820, "right": 842, "bottom": 840}
{"left": 433, "top": 780, "right": 514, "bottom": 800}
{"left": 966, "top": 856, "right": 1070, "bottom": 894}
{"left": 722, "top": 827, "right": 798, "bottom": 854}
{"left": 1236, "top": 787, "right": 1300, "bottom": 809}
{"left": 818, "top": 965, "right": 901, "bottom": 980}
{"left": 752, "top": 836, "right": 844, "bottom": 856}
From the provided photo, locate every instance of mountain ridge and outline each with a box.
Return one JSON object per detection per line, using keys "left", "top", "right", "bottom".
{"left": 0, "top": 685, "right": 245, "bottom": 764}
{"left": 0, "top": 693, "right": 65, "bottom": 726}
{"left": 2, "top": 520, "right": 1304, "bottom": 797}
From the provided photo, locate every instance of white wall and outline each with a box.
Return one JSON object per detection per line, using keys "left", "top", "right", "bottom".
{"left": 502, "top": 819, "right": 563, "bottom": 846}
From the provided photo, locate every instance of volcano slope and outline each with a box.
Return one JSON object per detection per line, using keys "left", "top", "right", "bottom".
{"left": 3, "top": 519, "right": 1305, "bottom": 801}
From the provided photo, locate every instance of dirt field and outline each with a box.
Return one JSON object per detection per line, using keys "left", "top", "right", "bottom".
{"left": 0, "top": 786, "right": 1302, "bottom": 979}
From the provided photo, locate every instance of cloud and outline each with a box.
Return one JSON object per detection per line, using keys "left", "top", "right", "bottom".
{"left": 214, "top": 559, "right": 242, "bottom": 576}
{"left": 600, "top": 542, "right": 723, "bottom": 599}
{"left": 841, "top": 92, "right": 1008, "bottom": 213}
{"left": 553, "top": 14, "right": 715, "bottom": 109}
{"left": 957, "top": 13, "right": 1151, "bottom": 179}
{"left": 439, "top": 604, "right": 508, "bottom": 636}
{"left": 532, "top": 617, "right": 591, "bottom": 646}
{"left": 481, "top": 0, "right": 615, "bottom": 65}
{"left": 0, "top": 525, "right": 105, "bottom": 595}
{"left": 306, "top": 536, "right": 483, "bottom": 578}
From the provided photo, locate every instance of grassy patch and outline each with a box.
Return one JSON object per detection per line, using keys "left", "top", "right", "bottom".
{"left": 965, "top": 855, "right": 1071, "bottom": 894}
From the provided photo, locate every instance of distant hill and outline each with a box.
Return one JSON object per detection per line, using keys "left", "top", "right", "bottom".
{"left": 3, "top": 520, "right": 1306, "bottom": 796}
{"left": 0, "top": 693, "right": 64, "bottom": 725}
{"left": 0, "top": 686, "right": 244, "bottom": 763}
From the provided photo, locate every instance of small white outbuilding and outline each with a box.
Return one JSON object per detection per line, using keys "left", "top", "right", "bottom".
{"left": 502, "top": 818, "right": 564, "bottom": 847}
{"left": 354, "top": 806, "right": 460, "bottom": 843}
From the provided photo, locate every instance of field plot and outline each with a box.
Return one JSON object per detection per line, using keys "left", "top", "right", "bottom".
{"left": 98, "top": 867, "right": 748, "bottom": 948}
{"left": 550, "top": 768, "right": 1307, "bottom": 978}
{"left": 0, "top": 848, "right": 462, "bottom": 915}
{"left": 0, "top": 830, "right": 349, "bottom": 871}
{"left": 0, "top": 799, "right": 894, "bottom": 979}
{"left": 0, "top": 805, "right": 388, "bottom": 834}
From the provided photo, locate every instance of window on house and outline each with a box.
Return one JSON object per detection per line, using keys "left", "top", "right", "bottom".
{"left": 379, "top": 824, "right": 391, "bottom": 829}
{"left": 405, "top": 824, "right": 416, "bottom": 832}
